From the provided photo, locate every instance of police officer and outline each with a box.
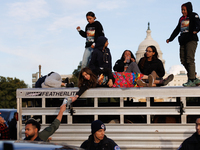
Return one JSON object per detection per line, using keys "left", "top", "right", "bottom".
{"left": 178, "top": 118, "right": 200, "bottom": 149}
{"left": 81, "top": 120, "right": 120, "bottom": 150}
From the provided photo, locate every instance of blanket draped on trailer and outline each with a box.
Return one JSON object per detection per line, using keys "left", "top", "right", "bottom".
{"left": 112, "top": 72, "right": 144, "bottom": 88}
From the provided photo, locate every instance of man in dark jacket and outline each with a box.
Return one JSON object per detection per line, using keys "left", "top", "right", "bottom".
{"left": 8, "top": 112, "right": 18, "bottom": 140}
{"left": 178, "top": 118, "right": 200, "bottom": 150}
{"left": 80, "top": 120, "right": 120, "bottom": 150}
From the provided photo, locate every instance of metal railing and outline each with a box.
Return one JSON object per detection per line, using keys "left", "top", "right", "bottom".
{"left": 16, "top": 87, "right": 200, "bottom": 150}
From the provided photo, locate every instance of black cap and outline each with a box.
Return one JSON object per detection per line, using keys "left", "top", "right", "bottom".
{"left": 91, "top": 120, "right": 106, "bottom": 134}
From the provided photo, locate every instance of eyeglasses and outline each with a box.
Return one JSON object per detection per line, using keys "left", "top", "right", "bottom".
{"left": 146, "top": 50, "right": 153, "bottom": 53}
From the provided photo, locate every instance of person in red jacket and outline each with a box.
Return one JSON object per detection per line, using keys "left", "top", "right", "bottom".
{"left": 0, "top": 116, "right": 10, "bottom": 140}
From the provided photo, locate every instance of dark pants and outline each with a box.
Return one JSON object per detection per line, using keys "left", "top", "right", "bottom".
{"left": 180, "top": 41, "right": 197, "bottom": 80}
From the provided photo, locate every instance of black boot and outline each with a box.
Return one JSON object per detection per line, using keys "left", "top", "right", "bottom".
{"left": 63, "top": 77, "right": 69, "bottom": 84}
{"left": 69, "top": 82, "right": 74, "bottom": 87}
{"left": 66, "top": 82, "right": 74, "bottom": 88}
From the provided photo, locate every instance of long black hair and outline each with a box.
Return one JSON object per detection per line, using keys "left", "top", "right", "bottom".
{"left": 120, "top": 50, "right": 136, "bottom": 61}
{"left": 144, "top": 45, "right": 158, "bottom": 59}
{"left": 78, "top": 67, "right": 97, "bottom": 88}
{"left": 140, "top": 45, "right": 159, "bottom": 69}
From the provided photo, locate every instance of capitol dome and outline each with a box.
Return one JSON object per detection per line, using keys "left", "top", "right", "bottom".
{"left": 136, "top": 23, "right": 165, "bottom": 67}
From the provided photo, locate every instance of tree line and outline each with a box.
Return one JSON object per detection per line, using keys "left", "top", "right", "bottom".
{"left": 0, "top": 76, "right": 27, "bottom": 108}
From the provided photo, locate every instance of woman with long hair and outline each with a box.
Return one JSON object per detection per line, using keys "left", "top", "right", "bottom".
{"left": 70, "top": 67, "right": 114, "bottom": 102}
{"left": 138, "top": 45, "right": 163, "bottom": 77}
{"left": 137, "top": 45, "right": 174, "bottom": 87}
{"left": 113, "top": 50, "right": 141, "bottom": 73}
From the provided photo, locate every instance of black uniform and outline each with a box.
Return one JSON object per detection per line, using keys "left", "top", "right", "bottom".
{"left": 81, "top": 135, "right": 120, "bottom": 150}
{"left": 178, "top": 132, "right": 200, "bottom": 150}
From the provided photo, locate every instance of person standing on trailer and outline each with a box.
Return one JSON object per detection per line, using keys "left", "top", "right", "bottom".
{"left": 76, "top": 11, "right": 105, "bottom": 69}
{"left": 166, "top": 2, "right": 200, "bottom": 87}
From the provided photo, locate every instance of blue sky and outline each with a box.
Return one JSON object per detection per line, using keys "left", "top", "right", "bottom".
{"left": 0, "top": 0, "right": 200, "bottom": 87}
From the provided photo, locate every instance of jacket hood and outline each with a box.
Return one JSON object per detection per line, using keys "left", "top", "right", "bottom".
{"left": 95, "top": 36, "right": 108, "bottom": 51}
{"left": 182, "top": 2, "right": 193, "bottom": 15}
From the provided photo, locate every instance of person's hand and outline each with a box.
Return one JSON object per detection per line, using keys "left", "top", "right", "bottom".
{"left": 107, "top": 79, "right": 113, "bottom": 87}
{"left": 47, "top": 137, "right": 52, "bottom": 141}
{"left": 193, "top": 31, "right": 198, "bottom": 34}
{"left": 70, "top": 96, "right": 78, "bottom": 103}
{"left": 76, "top": 26, "right": 81, "bottom": 31}
{"left": 124, "top": 56, "right": 130, "bottom": 63}
{"left": 61, "top": 83, "right": 65, "bottom": 87}
{"left": 166, "top": 39, "right": 169, "bottom": 43}
{"left": 60, "top": 104, "right": 66, "bottom": 113}
{"left": 91, "top": 44, "right": 95, "bottom": 48}
{"left": 131, "top": 58, "right": 135, "bottom": 62}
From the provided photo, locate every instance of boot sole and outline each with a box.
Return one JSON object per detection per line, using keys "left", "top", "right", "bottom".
{"left": 148, "top": 75, "right": 154, "bottom": 87}
{"left": 163, "top": 74, "right": 174, "bottom": 86}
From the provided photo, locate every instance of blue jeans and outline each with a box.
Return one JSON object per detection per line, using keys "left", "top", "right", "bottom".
{"left": 81, "top": 47, "right": 94, "bottom": 69}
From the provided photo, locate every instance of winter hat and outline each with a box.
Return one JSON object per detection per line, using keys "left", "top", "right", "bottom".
{"left": 91, "top": 120, "right": 106, "bottom": 134}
